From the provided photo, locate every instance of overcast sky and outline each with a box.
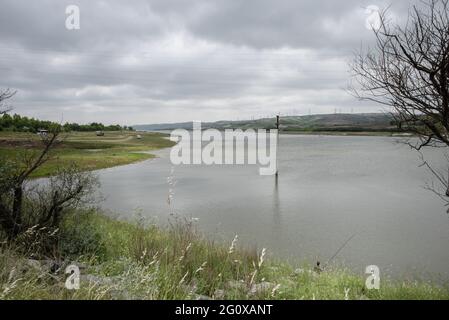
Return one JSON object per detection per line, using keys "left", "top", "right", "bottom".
{"left": 0, "top": 0, "right": 414, "bottom": 125}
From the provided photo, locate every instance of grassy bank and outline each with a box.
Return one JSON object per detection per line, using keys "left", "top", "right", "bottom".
{"left": 0, "top": 131, "right": 175, "bottom": 178}
{"left": 1, "top": 210, "right": 448, "bottom": 300}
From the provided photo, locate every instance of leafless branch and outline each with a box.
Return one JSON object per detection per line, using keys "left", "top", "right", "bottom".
{"left": 0, "top": 88, "right": 16, "bottom": 114}
{"left": 351, "top": 0, "right": 449, "bottom": 200}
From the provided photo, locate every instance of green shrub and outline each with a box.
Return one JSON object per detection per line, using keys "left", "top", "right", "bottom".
{"left": 59, "top": 210, "right": 107, "bottom": 259}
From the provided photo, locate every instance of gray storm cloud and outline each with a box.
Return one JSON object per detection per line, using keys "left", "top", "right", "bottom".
{"left": 0, "top": 0, "right": 413, "bottom": 124}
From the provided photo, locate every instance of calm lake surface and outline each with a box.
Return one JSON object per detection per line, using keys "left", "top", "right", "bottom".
{"left": 98, "top": 135, "right": 449, "bottom": 280}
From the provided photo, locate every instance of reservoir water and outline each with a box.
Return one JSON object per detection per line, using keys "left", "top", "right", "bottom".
{"left": 98, "top": 135, "right": 449, "bottom": 280}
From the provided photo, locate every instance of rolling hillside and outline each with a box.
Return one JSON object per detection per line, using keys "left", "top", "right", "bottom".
{"left": 134, "top": 113, "right": 397, "bottom": 132}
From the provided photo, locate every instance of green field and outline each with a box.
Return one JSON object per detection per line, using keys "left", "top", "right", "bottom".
{"left": 0, "top": 131, "right": 175, "bottom": 178}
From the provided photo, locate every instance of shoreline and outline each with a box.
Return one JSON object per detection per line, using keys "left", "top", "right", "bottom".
{"left": 146, "top": 129, "right": 412, "bottom": 137}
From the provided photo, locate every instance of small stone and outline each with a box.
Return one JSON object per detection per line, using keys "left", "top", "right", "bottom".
{"left": 249, "top": 282, "right": 274, "bottom": 296}
{"left": 214, "top": 289, "right": 225, "bottom": 299}
{"left": 23, "top": 259, "right": 57, "bottom": 274}
{"left": 195, "top": 294, "right": 212, "bottom": 300}
{"left": 294, "top": 268, "right": 304, "bottom": 275}
{"left": 24, "top": 259, "right": 42, "bottom": 270}
{"left": 227, "top": 280, "right": 246, "bottom": 290}
{"left": 80, "top": 274, "right": 116, "bottom": 286}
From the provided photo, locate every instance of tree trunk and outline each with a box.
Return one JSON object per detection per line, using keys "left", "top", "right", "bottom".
{"left": 12, "top": 186, "right": 23, "bottom": 234}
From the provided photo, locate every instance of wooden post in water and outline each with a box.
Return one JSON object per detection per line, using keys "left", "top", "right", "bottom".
{"left": 275, "top": 115, "right": 280, "bottom": 177}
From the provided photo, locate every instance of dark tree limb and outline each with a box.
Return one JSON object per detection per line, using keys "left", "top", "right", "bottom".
{"left": 351, "top": 0, "right": 449, "bottom": 201}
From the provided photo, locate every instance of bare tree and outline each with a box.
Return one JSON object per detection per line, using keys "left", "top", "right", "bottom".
{"left": 351, "top": 0, "right": 449, "bottom": 198}
{"left": 0, "top": 89, "right": 15, "bottom": 115}
{"left": 0, "top": 108, "right": 98, "bottom": 239}
{"left": 0, "top": 127, "right": 57, "bottom": 235}
{"left": 32, "top": 165, "right": 99, "bottom": 228}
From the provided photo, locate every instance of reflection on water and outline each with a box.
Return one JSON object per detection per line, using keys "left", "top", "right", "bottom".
{"left": 272, "top": 174, "right": 282, "bottom": 242}
{"left": 98, "top": 135, "right": 449, "bottom": 279}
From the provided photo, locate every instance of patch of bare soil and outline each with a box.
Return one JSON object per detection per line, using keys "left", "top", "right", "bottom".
{"left": 0, "top": 139, "right": 64, "bottom": 148}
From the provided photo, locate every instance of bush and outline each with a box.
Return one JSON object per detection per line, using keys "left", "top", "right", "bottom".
{"left": 59, "top": 210, "right": 107, "bottom": 259}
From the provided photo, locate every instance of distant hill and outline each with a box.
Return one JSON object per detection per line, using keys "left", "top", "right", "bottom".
{"left": 134, "top": 113, "right": 397, "bottom": 132}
